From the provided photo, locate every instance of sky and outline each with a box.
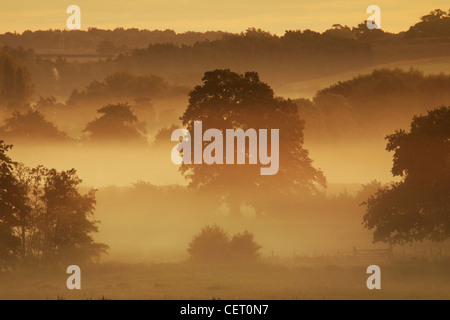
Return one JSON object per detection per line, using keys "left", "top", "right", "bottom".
{"left": 0, "top": 0, "right": 448, "bottom": 34}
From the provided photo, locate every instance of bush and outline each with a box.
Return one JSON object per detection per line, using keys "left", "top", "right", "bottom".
{"left": 229, "top": 231, "right": 261, "bottom": 261}
{"left": 187, "top": 225, "right": 261, "bottom": 263}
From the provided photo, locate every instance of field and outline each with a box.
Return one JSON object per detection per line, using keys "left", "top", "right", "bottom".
{"left": 1, "top": 259, "right": 449, "bottom": 300}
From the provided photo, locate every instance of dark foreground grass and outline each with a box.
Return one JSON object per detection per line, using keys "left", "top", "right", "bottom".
{"left": 0, "top": 259, "right": 449, "bottom": 300}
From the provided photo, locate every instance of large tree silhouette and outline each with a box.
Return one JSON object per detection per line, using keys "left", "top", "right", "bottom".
{"left": 364, "top": 106, "right": 450, "bottom": 244}
{"left": 179, "top": 69, "right": 326, "bottom": 218}
{"left": 37, "top": 168, "right": 109, "bottom": 263}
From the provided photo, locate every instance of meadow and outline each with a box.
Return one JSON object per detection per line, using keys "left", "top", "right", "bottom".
{"left": 1, "top": 259, "right": 449, "bottom": 300}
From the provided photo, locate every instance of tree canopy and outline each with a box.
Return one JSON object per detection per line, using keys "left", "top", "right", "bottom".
{"left": 0, "top": 141, "right": 21, "bottom": 268}
{"left": 179, "top": 69, "right": 326, "bottom": 217}
{"left": 67, "top": 71, "right": 188, "bottom": 107}
{"left": 296, "top": 69, "right": 450, "bottom": 142}
{"left": 0, "top": 52, "right": 33, "bottom": 108}
{"left": 0, "top": 142, "right": 108, "bottom": 267}
{"left": 406, "top": 9, "right": 450, "bottom": 37}
{"left": 0, "top": 109, "right": 70, "bottom": 142}
{"left": 83, "top": 103, "right": 147, "bottom": 144}
{"left": 363, "top": 106, "right": 450, "bottom": 244}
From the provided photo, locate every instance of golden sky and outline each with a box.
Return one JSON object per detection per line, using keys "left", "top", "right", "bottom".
{"left": 0, "top": 0, "right": 448, "bottom": 34}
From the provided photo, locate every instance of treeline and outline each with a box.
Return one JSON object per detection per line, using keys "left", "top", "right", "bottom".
{"left": 118, "top": 9, "right": 450, "bottom": 83}
{"left": 1, "top": 9, "right": 449, "bottom": 98}
{"left": 124, "top": 27, "right": 374, "bottom": 83}
{"left": 0, "top": 141, "right": 107, "bottom": 269}
{"left": 0, "top": 28, "right": 228, "bottom": 54}
{"left": 405, "top": 9, "right": 450, "bottom": 38}
{"left": 0, "top": 103, "right": 152, "bottom": 145}
{"left": 295, "top": 68, "right": 450, "bottom": 142}
{"left": 0, "top": 9, "right": 448, "bottom": 55}
{"left": 66, "top": 71, "right": 189, "bottom": 107}
{"left": 1, "top": 68, "right": 449, "bottom": 145}
{"left": 0, "top": 45, "right": 191, "bottom": 101}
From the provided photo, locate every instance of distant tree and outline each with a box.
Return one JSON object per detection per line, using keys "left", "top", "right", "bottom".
{"left": 0, "top": 29, "right": 226, "bottom": 55}
{"left": 406, "top": 9, "right": 450, "bottom": 37}
{"left": 324, "top": 24, "right": 355, "bottom": 39}
{"left": 179, "top": 69, "right": 326, "bottom": 218}
{"left": 311, "top": 92, "right": 359, "bottom": 138}
{"left": 187, "top": 225, "right": 261, "bottom": 262}
{"left": 67, "top": 71, "right": 188, "bottom": 107}
{"left": 312, "top": 69, "right": 450, "bottom": 138}
{"left": 352, "top": 21, "right": 386, "bottom": 40}
{"left": 0, "top": 53, "right": 33, "bottom": 108}
{"left": 363, "top": 107, "right": 450, "bottom": 244}
{"left": 83, "top": 103, "right": 147, "bottom": 144}
{"left": 0, "top": 109, "right": 70, "bottom": 142}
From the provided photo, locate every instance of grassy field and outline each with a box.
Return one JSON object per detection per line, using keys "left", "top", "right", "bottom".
{"left": 1, "top": 259, "right": 449, "bottom": 300}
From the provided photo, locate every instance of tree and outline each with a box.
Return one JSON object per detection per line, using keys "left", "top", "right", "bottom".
{"left": 83, "top": 103, "right": 147, "bottom": 144}
{"left": 363, "top": 107, "right": 450, "bottom": 244}
{"left": 0, "top": 53, "right": 33, "bottom": 108}
{"left": 324, "top": 24, "right": 355, "bottom": 39}
{"left": 179, "top": 69, "right": 326, "bottom": 217}
{"left": 66, "top": 71, "right": 188, "bottom": 107}
{"left": 406, "top": 9, "right": 450, "bottom": 37}
{"left": 188, "top": 225, "right": 230, "bottom": 262}
{"left": 312, "top": 69, "right": 450, "bottom": 139}
{"left": 0, "top": 109, "right": 70, "bottom": 142}
{"left": 12, "top": 166, "right": 108, "bottom": 265}
{"left": 0, "top": 141, "right": 21, "bottom": 268}
{"left": 0, "top": 142, "right": 108, "bottom": 267}
{"left": 352, "top": 21, "right": 386, "bottom": 40}
{"left": 37, "top": 168, "right": 108, "bottom": 264}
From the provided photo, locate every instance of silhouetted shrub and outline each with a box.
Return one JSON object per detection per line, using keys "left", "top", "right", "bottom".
{"left": 187, "top": 225, "right": 261, "bottom": 263}
{"left": 229, "top": 231, "right": 262, "bottom": 261}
